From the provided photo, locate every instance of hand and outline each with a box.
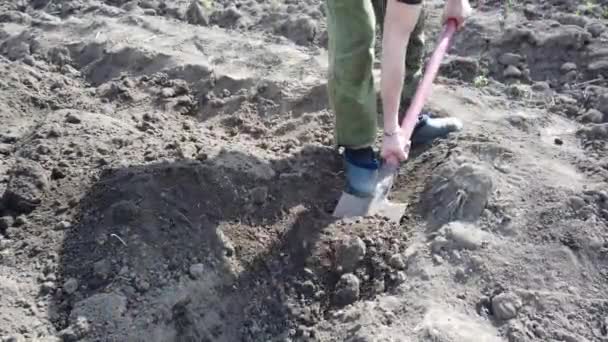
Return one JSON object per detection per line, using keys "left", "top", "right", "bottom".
{"left": 442, "top": 0, "right": 473, "bottom": 30}
{"left": 381, "top": 130, "right": 410, "bottom": 167}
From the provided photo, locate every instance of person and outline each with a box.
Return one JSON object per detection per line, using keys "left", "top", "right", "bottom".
{"left": 325, "top": 0, "right": 473, "bottom": 196}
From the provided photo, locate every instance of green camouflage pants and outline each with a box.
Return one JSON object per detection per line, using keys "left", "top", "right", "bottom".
{"left": 326, "top": 0, "right": 426, "bottom": 148}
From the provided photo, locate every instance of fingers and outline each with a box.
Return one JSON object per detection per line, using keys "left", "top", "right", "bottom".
{"left": 381, "top": 147, "right": 409, "bottom": 165}
{"left": 384, "top": 155, "right": 399, "bottom": 167}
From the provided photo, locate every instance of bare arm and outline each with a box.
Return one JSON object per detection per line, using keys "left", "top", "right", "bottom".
{"left": 380, "top": 0, "right": 421, "bottom": 136}
{"left": 380, "top": 0, "right": 471, "bottom": 135}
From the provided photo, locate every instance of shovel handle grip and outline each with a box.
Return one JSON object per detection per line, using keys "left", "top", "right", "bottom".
{"left": 398, "top": 18, "right": 458, "bottom": 142}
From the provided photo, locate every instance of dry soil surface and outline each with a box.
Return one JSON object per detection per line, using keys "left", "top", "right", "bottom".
{"left": 1, "top": 0, "right": 608, "bottom": 341}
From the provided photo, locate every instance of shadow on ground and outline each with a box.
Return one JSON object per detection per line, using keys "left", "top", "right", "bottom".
{"left": 50, "top": 145, "right": 347, "bottom": 341}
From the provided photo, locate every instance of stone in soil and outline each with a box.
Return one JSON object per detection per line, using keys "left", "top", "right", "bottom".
{"left": 189, "top": 263, "right": 205, "bottom": 279}
{"left": 498, "top": 52, "right": 523, "bottom": 66}
{"left": 186, "top": 0, "right": 209, "bottom": 26}
{"left": 491, "top": 292, "right": 522, "bottom": 321}
{"left": 438, "top": 221, "right": 490, "bottom": 251}
{"left": 504, "top": 65, "right": 522, "bottom": 78}
{"left": 0, "top": 216, "right": 14, "bottom": 232}
{"left": 388, "top": 254, "right": 406, "bottom": 270}
{"left": 334, "top": 273, "right": 360, "bottom": 306}
{"left": 63, "top": 278, "right": 78, "bottom": 295}
{"left": 2, "top": 158, "right": 50, "bottom": 214}
{"left": 579, "top": 109, "right": 605, "bottom": 124}
{"left": 335, "top": 236, "right": 366, "bottom": 273}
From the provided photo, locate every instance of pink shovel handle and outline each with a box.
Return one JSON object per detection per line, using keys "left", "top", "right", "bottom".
{"left": 399, "top": 18, "right": 458, "bottom": 142}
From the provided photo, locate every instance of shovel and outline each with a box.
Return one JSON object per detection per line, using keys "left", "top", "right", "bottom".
{"left": 332, "top": 19, "right": 459, "bottom": 223}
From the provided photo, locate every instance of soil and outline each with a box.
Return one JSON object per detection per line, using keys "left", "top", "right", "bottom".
{"left": 1, "top": 0, "right": 608, "bottom": 341}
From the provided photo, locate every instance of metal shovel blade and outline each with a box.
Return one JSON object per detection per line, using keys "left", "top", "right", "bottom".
{"left": 332, "top": 163, "right": 407, "bottom": 224}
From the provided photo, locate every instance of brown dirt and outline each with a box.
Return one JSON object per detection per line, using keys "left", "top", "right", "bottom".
{"left": 1, "top": 0, "right": 608, "bottom": 341}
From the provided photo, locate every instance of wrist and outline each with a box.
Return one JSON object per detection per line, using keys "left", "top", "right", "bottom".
{"left": 383, "top": 127, "right": 401, "bottom": 138}
{"left": 383, "top": 117, "right": 399, "bottom": 134}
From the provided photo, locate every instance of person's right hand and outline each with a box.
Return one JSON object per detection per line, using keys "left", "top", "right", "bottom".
{"left": 381, "top": 130, "right": 410, "bottom": 167}
{"left": 442, "top": 0, "right": 473, "bottom": 30}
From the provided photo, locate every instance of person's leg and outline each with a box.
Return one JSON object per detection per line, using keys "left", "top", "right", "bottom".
{"left": 326, "top": 0, "right": 379, "bottom": 196}
{"left": 326, "top": 0, "right": 377, "bottom": 150}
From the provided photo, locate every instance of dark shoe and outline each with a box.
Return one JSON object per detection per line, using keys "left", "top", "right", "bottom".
{"left": 411, "top": 112, "right": 463, "bottom": 145}
{"left": 343, "top": 146, "right": 379, "bottom": 197}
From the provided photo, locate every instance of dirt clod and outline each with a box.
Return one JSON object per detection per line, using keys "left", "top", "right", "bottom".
{"left": 334, "top": 273, "right": 360, "bottom": 307}
{"left": 2, "top": 158, "right": 50, "bottom": 214}
{"left": 335, "top": 236, "right": 366, "bottom": 273}
{"left": 491, "top": 292, "right": 522, "bottom": 321}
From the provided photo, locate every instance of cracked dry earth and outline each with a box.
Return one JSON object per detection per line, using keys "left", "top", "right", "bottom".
{"left": 1, "top": 0, "right": 608, "bottom": 341}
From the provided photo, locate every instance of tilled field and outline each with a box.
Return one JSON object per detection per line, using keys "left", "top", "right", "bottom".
{"left": 1, "top": 0, "right": 608, "bottom": 341}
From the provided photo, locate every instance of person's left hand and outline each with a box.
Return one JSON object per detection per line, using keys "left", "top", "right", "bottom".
{"left": 442, "top": 0, "right": 473, "bottom": 30}
{"left": 381, "top": 131, "right": 410, "bottom": 167}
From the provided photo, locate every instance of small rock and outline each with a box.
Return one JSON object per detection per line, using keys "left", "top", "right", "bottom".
{"left": 388, "top": 254, "right": 406, "bottom": 270}
{"left": 160, "top": 87, "right": 175, "bottom": 98}
{"left": 196, "top": 151, "right": 208, "bottom": 161}
{"left": 55, "top": 221, "right": 71, "bottom": 231}
{"left": 504, "top": 65, "right": 522, "bottom": 78}
{"left": 560, "top": 62, "right": 577, "bottom": 73}
{"left": 498, "top": 52, "right": 523, "bottom": 66}
{"left": 279, "top": 16, "right": 317, "bottom": 45}
{"left": 454, "top": 268, "right": 467, "bottom": 282}
{"left": 300, "top": 280, "right": 315, "bottom": 296}
{"left": 596, "top": 93, "right": 608, "bottom": 115}
{"left": 432, "top": 254, "right": 444, "bottom": 264}
{"left": 3, "top": 158, "right": 50, "bottom": 214}
{"left": 13, "top": 215, "right": 28, "bottom": 227}
{"left": 492, "top": 292, "right": 522, "bottom": 320}
{"left": 58, "top": 327, "right": 78, "bottom": 342}
{"left": 135, "top": 278, "right": 150, "bottom": 292}
{"left": 579, "top": 109, "right": 605, "bottom": 124}
{"left": 334, "top": 273, "right": 360, "bottom": 306}
{"left": 394, "top": 271, "right": 407, "bottom": 285}
{"left": 531, "top": 81, "right": 551, "bottom": 92}
{"left": 441, "top": 221, "right": 488, "bottom": 250}
{"left": 250, "top": 186, "right": 268, "bottom": 205}
{"left": 430, "top": 236, "right": 449, "bottom": 253}
{"left": 142, "top": 112, "right": 160, "bottom": 122}
{"left": 210, "top": 6, "right": 242, "bottom": 28}
{"left": 93, "top": 259, "right": 111, "bottom": 280}
{"left": 51, "top": 168, "right": 67, "bottom": 180}
{"left": 336, "top": 236, "right": 366, "bottom": 273}
{"left": 60, "top": 316, "right": 90, "bottom": 341}
{"left": 554, "top": 13, "right": 589, "bottom": 28}
{"left": 0, "top": 216, "right": 14, "bottom": 231}
{"left": 0, "top": 143, "right": 11, "bottom": 155}
{"left": 63, "top": 278, "right": 78, "bottom": 294}
{"left": 554, "top": 138, "right": 563, "bottom": 145}
{"left": 189, "top": 263, "right": 205, "bottom": 279}
{"left": 143, "top": 8, "right": 156, "bottom": 16}
{"left": 139, "top": 0, "right": 159, "bottom": 9}
{"left": 568, "top": 196, "right": 586, "bottom": 211}
{"left": 40, "top": 281, "right": 55, "bottom": 295}
{"left": 65, "top": 112, "right": 81, "bottom": 124}
{"left": 587, "top": 22, "right": 606, "bottom": 38}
